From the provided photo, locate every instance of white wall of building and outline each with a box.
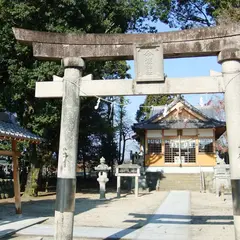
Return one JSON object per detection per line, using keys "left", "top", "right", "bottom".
{"left": 146, "top": 130, "right": 162, "bottom": 138}
{"left": 198, "top": 129, "right": 214, "bottom": 137}
{"left": 145, "top": 166, "right": 214, "bottom": 173}
{"left": 164, "top": 129, "right": 178, "bottom": 136}
{"left": 182, "top": 129, "right": 197, "bottom": 136}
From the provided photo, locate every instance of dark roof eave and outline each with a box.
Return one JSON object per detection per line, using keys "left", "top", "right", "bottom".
{"left": 0, "top": 121, "right": 43, "bottom": 143}
{"left": 133, "top": 120, "right": 226, "bottom": 130}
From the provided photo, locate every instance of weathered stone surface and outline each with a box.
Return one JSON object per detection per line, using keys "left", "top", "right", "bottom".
{"left": 218, "top": 48, "right": 240, "bottom": 63}
{"left": 221, "top": 59, "right": 240, "bottom": 180}
{"left": 213, "top": 165, "right": 231, "bottom": 196}
{"left": 115, "top": 164, "right": 141, "bottom": 198}
{"left": 94, "top": 157, "right": 111, "bottom": 200}
{"left": 12, "top": 24, "right": 240, "bottom": 45}
{"left": 134, "top": 44, "right": 164, "bottom": 82}
{"left": 31, "top": 36, "right": 240, "bottom": 60}
{"left": 62, "top": 57, "right": 85, "bottom": 68}
{"left": 35, "top": 75, "right": 225, "bottom": 98}
{"left": 33, "top": 43, "right": 132, "bottom": 61}
{"left": 13, "top": 24, "right": 240, "bottom": 60}
{"left": 54, "top": 57, "right": 84, "bottom": 239}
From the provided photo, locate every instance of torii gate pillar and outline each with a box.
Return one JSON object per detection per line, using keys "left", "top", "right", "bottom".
{"left": 219, "top": 49, "right": 240, "bottom": 239}
{"left": 54, "top": 57, "right": 84, "bottom": 240}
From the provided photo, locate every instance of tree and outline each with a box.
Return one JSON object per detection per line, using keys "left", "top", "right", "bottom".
{"left": 0, "top": 1, "right": 165, "bottom": 195}
{"left": 150, "top": 0, "right": 239, "bottom": 29}
{"left": 203, "top": 95, "right": 227, "bottom": 152}
{"left": 115, "top": 97, "right": 134, "bottom": 164}
{"left": 118, "top": 97, "right": 125, "bottom": 163}
{"left": 120, "top": 118, "right": 135, "bottom": 164}
{"left": 136, "top": 95, "right": 174, "bottom": 122}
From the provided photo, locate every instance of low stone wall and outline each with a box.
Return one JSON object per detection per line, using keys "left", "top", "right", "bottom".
{"left": 0, "top": 179, "right": 14, "bottom": 199}
{"left": 116, "top": 172, "right": 217, "bottom": 192}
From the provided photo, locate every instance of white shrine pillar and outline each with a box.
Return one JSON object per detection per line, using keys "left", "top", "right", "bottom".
{"left": 218, "top": 49, "right": 240, "bottom": 240}
{"left": 54, "top": 57, "right": 85, "bottom": 240}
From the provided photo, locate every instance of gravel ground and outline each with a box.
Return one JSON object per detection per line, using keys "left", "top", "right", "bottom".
{"left": 0, "top": 190, "right": 168, "bottom": 229}
{"left": 191, "top": 192, "right": 234, "bottom": 240}
{"left": 0, "top": 190, "right": 236, "bottom": 239}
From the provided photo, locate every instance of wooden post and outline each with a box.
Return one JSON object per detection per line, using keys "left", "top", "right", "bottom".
{"left": 12, "top": 139, "right": 22, "bottom": 214}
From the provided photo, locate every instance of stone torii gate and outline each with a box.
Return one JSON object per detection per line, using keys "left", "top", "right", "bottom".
{"left": 13, "top": 24, "right": 240, "bottom": 239}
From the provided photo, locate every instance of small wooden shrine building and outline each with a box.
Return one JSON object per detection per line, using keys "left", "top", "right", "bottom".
{"left": 133, "top": 96, "right": 226, "bottom": 173}
{"left": 0, "top": 112, "right": 42, "bottom": 214}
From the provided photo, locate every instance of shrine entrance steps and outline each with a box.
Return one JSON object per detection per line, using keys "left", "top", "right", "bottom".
{"left": 158, "top": 173, "right": 201, "bottom": 191}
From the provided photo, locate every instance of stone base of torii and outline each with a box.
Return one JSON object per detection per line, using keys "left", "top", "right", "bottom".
{"left": 13, "top": 24, "right": 240, "bottom": 240}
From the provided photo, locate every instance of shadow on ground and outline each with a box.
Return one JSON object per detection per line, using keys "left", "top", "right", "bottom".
{"left": 0, "top": 193, "right": 112, "bottom": 220}
{"left": 103, "top": 213, "right": 233, "bottom": 239}
{"left": 0, "top": 190, "right": 234, "bottom": 240}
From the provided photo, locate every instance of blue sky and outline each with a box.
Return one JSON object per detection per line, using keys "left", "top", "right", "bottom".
{"left": 124, "top": 22, "right": 223, "bottom": 158}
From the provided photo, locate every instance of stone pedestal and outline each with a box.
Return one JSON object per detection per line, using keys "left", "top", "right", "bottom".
{"left": 213, "top": 164, "right": 231, "bottom": 196}
{"left": 97, "top": 173, "right": 108, "bottom": 199}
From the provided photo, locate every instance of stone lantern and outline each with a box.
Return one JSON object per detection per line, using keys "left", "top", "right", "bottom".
{"left": 94, "top": 157, "right": 111, "bottom": 200}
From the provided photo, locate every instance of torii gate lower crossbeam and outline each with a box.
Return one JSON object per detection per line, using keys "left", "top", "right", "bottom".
{"left": 35, "top": 75, "right": 225, "bottom": 97}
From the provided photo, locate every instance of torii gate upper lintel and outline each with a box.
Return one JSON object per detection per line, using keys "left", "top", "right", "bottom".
{"left": 12, "top": 23, "right": 240, "bottom": 60}
{"left": 12, "top": 25, "right": 240, "bottom": 240}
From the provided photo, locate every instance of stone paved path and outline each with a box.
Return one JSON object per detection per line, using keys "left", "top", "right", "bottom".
{"left": 0, "top": 216, "right": 48, "bottom": 239}
{"left": 135, "top": 190, "right": 191, "bottom": 240}
{"left": 6, "top": 191, "right": 190, "bottom": 240}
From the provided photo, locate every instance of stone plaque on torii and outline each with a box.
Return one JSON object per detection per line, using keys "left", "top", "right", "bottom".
{"left": 13, "top": 24, "right": 240, "bottom": 240}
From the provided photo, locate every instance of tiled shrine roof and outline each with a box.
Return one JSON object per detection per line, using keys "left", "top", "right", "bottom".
{"left": 0, "top": 112, "right": 42, "bottom": 142}
{"left": 133, "top": 96, "right": 226, "bottom": 137}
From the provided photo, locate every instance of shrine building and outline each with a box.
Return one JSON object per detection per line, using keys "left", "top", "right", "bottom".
{"left": 0, "top": 112, "right": 42, "bottom": 213}
{"left": 133, "top": 96, "right": 226, "bottom": 173}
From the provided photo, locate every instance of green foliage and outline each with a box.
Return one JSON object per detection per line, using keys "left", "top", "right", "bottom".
{"left": 115, "top": 96, "right": 131, "bottom": 164}
{"left": 0, "top": 140, "right": 11, "bottom": 151}
{"left": 0, "top": 1, "right": 166, "bottom": 182}
{"left": 151, "top": 0, "right": 239, "bottom": 29}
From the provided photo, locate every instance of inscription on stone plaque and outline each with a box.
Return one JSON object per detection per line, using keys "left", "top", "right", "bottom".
{"left": 144, "top": 50, "right": 153, "bottom": 75}
{"left": 134, "top": 43, "right": 164, "bottom": 83}
{"left": 115, "top": 164, "right": 141, "bottom": 177}
{"left": 119, "top": 168, "right": 137, "bottom": 174}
